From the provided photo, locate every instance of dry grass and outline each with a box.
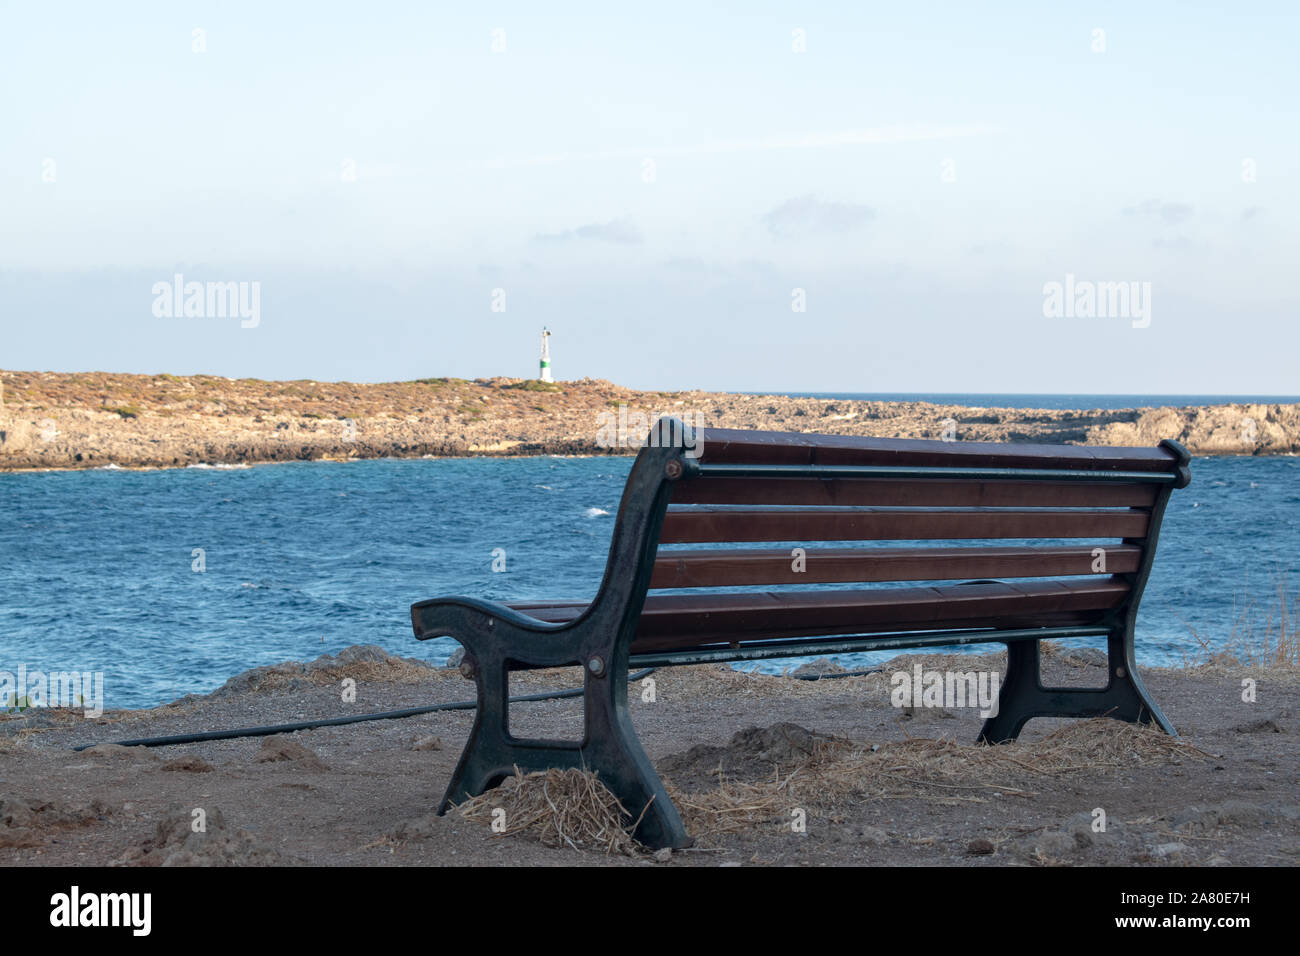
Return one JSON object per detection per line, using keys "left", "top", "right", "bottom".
{"left": 669, "top": 719, "right": 1208, "bottom": 840}
{"left": 306, "top": 657, "right": 444, "bottom": 685}
{"left": 0, "top": 368, "right": 635, "bottom": 422}
{"left": 456, "top": 767, "right": 644, "bottom": 856}
{"left": 454, "top": 719, "right": 1208, "bottom": 852}
{"left": 1181, "top": 574, "right": 1299, "bottom": 669}
{"left": 668, "top": 779, "right": 788, "bottom": 836}
{"left": 0, "top": 706, "right": 105, "bottom": 735}
{"left": 657, "top": 661, "right": 894, "bottom": 702}
{"left": 245, "top": 657, "right": 450, "bottom": 691}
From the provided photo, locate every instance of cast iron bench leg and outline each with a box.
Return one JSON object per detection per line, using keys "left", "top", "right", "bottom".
{"left": 577, "top": 649, "right": 691, "bottom": 849}
{"left": 436, "top": 624, "right": 691, "bottom": 850}
{"left": 978, "top": 626, "right": 1176, "bottom": 743}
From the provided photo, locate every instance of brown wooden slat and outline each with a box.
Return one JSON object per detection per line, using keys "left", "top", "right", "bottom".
{"left": 660, "top": 507, "right": 1149, "bottom": 543}
{"left": 696, "top": 427, "right": 1178, "bottom": 473}
{"left": 508, "top": 578, "right": 1130, "bottom": 652}
{"left": 671, "top": 476, "right": 1158, "bottom": 508}
{"left": 649, "top": 544, "right": 1142, "bottom": 589}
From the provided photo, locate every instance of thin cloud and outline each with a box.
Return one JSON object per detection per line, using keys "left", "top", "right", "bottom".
{"left": 491, "top": 124, "right": 995, "bottom": 168}
{"left": 762, "top": 196, "right": 874, "bottom": 237}
{"left": 661, "top": 256, "right": 709, "bottom": 272}
{"left": 534, "top": 218, "right": 643, "bottom": 244}
{"left": 1153, "top": 236, "right": 1198, "bottom": 250}
{"left": 1123, "top": 199, "right": 1194, "bottom": 225}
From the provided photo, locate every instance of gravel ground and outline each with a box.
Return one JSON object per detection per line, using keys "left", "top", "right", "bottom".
{"left": 1, "top": 644, "right": 1296, "bottom": 867}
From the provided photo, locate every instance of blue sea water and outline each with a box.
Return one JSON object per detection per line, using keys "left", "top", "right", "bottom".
{"left": 755, "top": 393, "right": 1300, "bottom": 410}
{"left": 1, "top": 454, "right": 1297, "bottom": 710}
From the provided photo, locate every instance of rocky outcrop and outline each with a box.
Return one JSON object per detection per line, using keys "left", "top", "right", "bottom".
{"left": 1, "top": 369, "right": 1296, "bottom": 471}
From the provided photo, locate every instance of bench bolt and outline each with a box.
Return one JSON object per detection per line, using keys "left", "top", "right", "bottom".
{"left": 587, "top": 656, "right": 606, "bottom": 677}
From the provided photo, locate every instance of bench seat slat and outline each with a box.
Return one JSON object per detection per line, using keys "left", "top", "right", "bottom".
{"left": 650, "top": 543, "right": 1143, "bottom": 588}
{"left": 660, "top": 506, "right": 1149, "bottom": 542}
{"left": 507, "top": 577, "right": 1129, "bottom": 651}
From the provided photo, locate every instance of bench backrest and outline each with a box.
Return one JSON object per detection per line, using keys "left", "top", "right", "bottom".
{"left": 573, "top": 423, "right": 1185, "bottom": 652}
{"left": 483, "top": 422, "right": 1191, "bottom": 666}
{"left": 652, "top": 426, "right": 1188, "bottom": 593}
{"left": 569, "top": 420, "right": 1191, "bottom": 660}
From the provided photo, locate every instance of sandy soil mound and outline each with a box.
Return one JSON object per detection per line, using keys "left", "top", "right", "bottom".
{"left": 659, "top": 722, "right": 841, "bottom": 790}
{"left": 254, "top": 738, "right": 329, "bottom": 771}
{"left": 115, "top": 806, "right": 299, "bottom": 867}
{"left": 210, "top": 644, "right": 438, "bottom": 696}
{"left": 1, "top": 796, "right": 114, "bottom": 849}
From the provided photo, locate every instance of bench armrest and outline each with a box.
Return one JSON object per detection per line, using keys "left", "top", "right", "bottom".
{"left": 410, "top": 595, "right": 574, "bottom": 642}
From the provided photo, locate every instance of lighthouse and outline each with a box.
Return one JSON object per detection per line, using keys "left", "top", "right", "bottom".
{"left": 539, "top": 327, "right": 553, "bottom": 382}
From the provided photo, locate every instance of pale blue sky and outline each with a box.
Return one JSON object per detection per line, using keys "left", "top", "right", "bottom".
{"left": 1, "top": 1, "right": 1296, "bottom": 391}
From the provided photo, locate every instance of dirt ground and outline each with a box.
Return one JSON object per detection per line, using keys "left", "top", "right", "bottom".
{"left": 1, "top": 644, "right": 1296, "bottom": 867}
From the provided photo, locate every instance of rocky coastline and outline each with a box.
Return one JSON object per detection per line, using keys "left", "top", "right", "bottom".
{"left": 1, "top": 370, "right": 1297, "bottom": 471}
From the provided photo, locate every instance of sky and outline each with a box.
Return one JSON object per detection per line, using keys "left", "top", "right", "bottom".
{"left": 1, "top": 1, "right": 1297, "bottom": 392}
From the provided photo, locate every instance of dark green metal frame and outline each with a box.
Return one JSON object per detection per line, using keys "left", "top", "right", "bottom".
{"left": 411, "top": 428, "right": 1190, "bottom": 848}
{"left": 980, "top": 439, "right": 1190, "bottom": 742}
{"left": 412, "top": 440, "right": 690, "bottom": 847}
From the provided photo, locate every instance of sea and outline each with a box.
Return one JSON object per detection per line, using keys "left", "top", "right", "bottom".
{"left": 2, "top": 393, "right": 1297, "bottom": 710}
{"left": 754, "top": 393, "right": 1300, "bottom": 410}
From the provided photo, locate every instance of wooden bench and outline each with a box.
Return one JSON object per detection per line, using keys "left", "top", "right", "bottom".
{"left": 411, "top": 419, "right": 1191, "bottom": 848}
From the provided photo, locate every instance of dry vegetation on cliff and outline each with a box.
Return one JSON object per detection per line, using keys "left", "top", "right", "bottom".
{"left": 1, "top": 369, "right": 1297, "bottom": 470}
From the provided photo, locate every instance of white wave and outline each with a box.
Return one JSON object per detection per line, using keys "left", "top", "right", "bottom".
{"left": 583, "top": 507, "right": 611, "bottom": 518}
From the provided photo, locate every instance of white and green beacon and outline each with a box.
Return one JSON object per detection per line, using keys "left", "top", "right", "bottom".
{"left": 539, "top": 326, "right": 553, "bottom": 382}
